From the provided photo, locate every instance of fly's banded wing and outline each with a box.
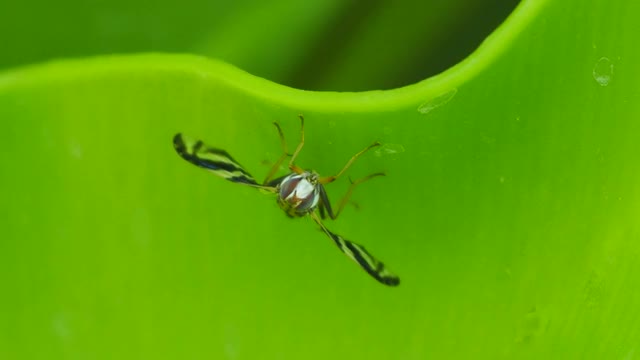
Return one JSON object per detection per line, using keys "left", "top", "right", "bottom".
{"left": 173, "top": 133, "right": 275, "bottom": 191}
{"left": 310, "top": 212, "right": 400, "bottom": 286}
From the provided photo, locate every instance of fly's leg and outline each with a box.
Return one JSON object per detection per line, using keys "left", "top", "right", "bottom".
{"left": 264, "top": 114, "right": 307, "bottom": 184}
{"left": 318, "top": 173, "right": 385, "bottom": 220}
{"left": 318, "top": 141, "right": 381, "bottom": 184}
{"left": 288, "top": 114, "right": 305, "bottom": 175}
{"left": 263, "top": 122, "right": 290, "bottom": 184}
{"left": 331, "top": 173, "right": 385, "bottom": 220}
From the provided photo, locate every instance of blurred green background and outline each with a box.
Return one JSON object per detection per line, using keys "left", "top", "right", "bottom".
{"left": 2, "top": 0, "right": 640, "bottom": 359}
{"left": 0, "top": 0, "right": 518, "bottom": 91}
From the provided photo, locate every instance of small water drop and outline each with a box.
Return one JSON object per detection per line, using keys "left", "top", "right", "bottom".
{"left": 417, "top": 88, "right": 457, "bottom": 114}
{"left": 374, "top": 143, "right": 405, "bottom": 157}
{"left": 593, "top": 57, "right": 613, "bottom": 86}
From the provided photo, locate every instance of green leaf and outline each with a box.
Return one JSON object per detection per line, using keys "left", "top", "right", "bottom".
{"left": 2, "top": 0, "right": 639, "bottom": 359}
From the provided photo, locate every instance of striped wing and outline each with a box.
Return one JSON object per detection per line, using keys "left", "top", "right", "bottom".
{"left": 310, "top": 212, "right": 400, "bottom": 286}
{"left": 173, "top": 133, "right": 270, "bottom": 188}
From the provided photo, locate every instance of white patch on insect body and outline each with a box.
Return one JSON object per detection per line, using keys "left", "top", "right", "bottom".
{"left": 288, "top": 177, "right": 314, "bottom": 200}
{"left": 278, "top": 172, "right": 320, "bottom": 215}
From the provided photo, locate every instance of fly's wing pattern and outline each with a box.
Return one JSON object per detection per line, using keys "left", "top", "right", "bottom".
{"left": 174, "top": 133, "right": 275, "bottom": 190}
{"left": 310, "top": 213, "right": 400, "bottom": 286}
{"left": 173, "top": 130, "right": 398, "bottom": 286}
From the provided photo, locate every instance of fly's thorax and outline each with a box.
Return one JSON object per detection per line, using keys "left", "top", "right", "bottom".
{"left": 277, "top": 172, "right": 320, "bottom": 216}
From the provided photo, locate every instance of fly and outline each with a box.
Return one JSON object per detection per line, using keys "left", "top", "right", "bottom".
{"left": 173, "top": 115, "right": 399, "bottom": 286}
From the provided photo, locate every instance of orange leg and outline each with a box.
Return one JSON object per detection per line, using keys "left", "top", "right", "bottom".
{"left": 318, "top": 141, "right": 381, "bottom": 184}
{"left": 289, "top": 115, "right": 304, "bottom": 174}
{"left": 288, "top": 114, "right": 306, "bottom": 175}
{"left": 328, "top": 172, "right": 385, "bottom": 220}
{"left": 263, "top": 122, "right": 291, "bottom": 184}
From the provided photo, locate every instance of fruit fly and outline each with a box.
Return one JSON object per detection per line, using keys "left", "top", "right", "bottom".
{"left": 173, "top": 115, "right": 399, "bottom": 286}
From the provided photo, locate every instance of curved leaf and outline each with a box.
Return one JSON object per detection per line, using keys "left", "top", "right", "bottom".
{"left": 1, "top": 0, "right": 639, "bottom": 358}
